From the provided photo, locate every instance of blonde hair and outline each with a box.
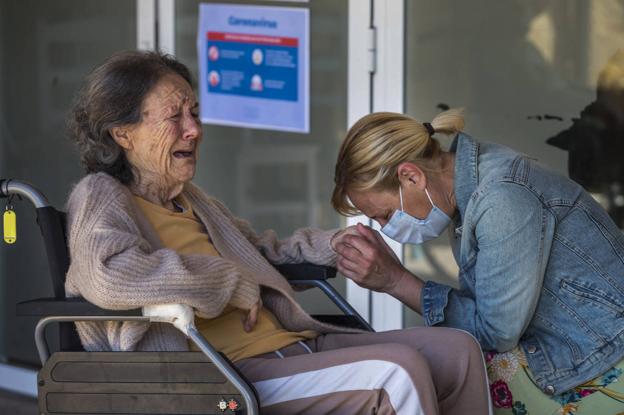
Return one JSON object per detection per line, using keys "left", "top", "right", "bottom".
{"left": 332, "top": 108, "right": 465, "bottom": 216}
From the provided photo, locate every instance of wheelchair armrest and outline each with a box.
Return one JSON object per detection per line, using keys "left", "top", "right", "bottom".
{"left": 274, "top": 263, "right": 337, "bottom": 281}
{"left": 16, "top": 297, "right": 142, "bottom": 317}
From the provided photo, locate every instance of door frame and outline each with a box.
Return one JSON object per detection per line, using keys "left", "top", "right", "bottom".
{"left": 346, "top": 0, "right": 405, "bottom": 331}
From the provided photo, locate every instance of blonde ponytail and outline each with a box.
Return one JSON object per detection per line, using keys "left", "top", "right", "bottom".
{"left": 430, "top": 107, "right": 465, "bottom": 136}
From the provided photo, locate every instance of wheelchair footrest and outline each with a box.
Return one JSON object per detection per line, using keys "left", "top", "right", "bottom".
{"left": 39, "top": 351, "right": 249, "bottom": 414}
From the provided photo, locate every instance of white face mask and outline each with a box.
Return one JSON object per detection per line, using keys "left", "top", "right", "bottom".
{"left": 381, "top": 186, "right": 452, "bottom": 244}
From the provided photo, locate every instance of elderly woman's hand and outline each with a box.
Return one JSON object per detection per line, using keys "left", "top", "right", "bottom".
{"left": 242, "top": 297, "right": 263, "bottom": 332}
{"left": 335, "top": 223, "right": 409, "bottom": 293}
{"left": 330, "top": 225, "right": 361, "bottom": 252}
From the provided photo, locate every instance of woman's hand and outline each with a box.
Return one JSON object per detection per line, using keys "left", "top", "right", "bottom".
{"left": 334, "top": 223, "right": 409, "bottom": 292}
{"left": 243, "top": 297, "right": 262, "bottom": 332}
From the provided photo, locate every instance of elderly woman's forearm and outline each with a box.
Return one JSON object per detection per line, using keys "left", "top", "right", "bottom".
{"left": 71, "top": 242, "right": 260, "bottom": 315}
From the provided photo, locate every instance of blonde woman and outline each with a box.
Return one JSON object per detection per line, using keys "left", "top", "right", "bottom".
{"left": 332, "top": 109, "right": 624, "bottom": 414}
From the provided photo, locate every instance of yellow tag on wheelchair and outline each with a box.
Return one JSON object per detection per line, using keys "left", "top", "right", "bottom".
{"left": 3, "top": 206, "right": 16, "bottom": 244}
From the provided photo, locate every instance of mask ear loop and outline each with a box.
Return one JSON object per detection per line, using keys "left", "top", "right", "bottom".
{"left": 399, "top": 186, "right": 404, "bottom": 211}
{"left": 424, "top": 188, "right": 435, "bottom": 209}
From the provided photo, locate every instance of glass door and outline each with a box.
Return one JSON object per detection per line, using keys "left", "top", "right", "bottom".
{"left": 401, "top": 0, "right": 624, "bottom": 327}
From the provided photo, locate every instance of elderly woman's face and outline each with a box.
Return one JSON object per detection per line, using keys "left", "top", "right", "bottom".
{"left": 124, "top": 73, "right": 201, "bottom": 186}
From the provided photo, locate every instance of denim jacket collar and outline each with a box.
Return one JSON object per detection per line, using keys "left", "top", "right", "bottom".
{"left": 450, "top": 133, "right": 480, "bottom": 224}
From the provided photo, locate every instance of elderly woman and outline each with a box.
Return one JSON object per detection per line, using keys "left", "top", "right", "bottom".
{"left": 65, "top": 50, "right": 489, "bottom": 415}
{"left": 332, "top": 109, "right": 624, "bottom": 414}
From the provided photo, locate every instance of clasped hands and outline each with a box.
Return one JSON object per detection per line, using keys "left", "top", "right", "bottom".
{"left": 331, "top": 223, "right": 409, "bottom": 294}
{"left": 244, "top": 223, "right": 410, "bottom": 332}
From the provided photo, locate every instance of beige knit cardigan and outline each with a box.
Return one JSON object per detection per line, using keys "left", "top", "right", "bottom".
{"left": 65, "top": 172, "right": 359, "bottom": 352}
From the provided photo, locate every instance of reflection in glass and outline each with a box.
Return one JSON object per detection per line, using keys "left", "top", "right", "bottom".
{"left": 547, "top": 50, "right": 624, "bottom": 228}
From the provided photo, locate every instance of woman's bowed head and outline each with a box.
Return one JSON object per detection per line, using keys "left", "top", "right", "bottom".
{"left": 330, "top": 109, "right": 464, "bottom": 303}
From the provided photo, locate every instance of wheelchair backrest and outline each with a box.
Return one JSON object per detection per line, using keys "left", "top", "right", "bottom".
{"left": 36, "top": 207, "right": 70, "bottom": 299}
{"left": 35, "top": 207, "right": 85, "bottom": 351}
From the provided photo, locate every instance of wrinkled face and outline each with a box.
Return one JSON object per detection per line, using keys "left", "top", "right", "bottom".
{"left": 125, "top": 73, "right": 202, "bottom": 185}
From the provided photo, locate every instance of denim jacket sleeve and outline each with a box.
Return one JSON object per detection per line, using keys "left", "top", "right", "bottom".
{"left": 422, "top": 182, "right": 554, "bottom": 352}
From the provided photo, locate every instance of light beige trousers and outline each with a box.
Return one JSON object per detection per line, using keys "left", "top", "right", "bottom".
{"left": 236, "top": 326, "right": 491, "bottom": 415}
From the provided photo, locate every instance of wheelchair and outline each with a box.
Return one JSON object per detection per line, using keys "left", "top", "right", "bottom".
{"left": 1, "top": 178, "right": 373, "bottom": 415}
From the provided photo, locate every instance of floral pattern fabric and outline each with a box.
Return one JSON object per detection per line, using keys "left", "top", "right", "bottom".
{"left": 486, "top": 348, "right": 624, "bottom": 415}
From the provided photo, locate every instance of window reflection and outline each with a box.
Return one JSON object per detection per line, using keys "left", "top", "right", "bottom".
{"left": 548, "top": 50, "right": 624, "bottom": 228}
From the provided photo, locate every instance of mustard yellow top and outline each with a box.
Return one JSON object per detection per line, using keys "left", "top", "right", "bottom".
{"left": 134, "top": 194, "right": 317, "bottom": 361}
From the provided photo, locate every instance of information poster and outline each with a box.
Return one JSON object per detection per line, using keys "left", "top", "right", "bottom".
{"left": 198, "top": 3, "right": 309, "bottom": 133}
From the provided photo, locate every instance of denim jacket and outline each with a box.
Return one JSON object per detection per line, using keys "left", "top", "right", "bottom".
{"left": 422, "top": 133, "right": 624, "bottom": 394}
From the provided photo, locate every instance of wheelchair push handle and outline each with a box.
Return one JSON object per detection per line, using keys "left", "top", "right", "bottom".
{"left": 0, "top": 178, "right": 50, "bottom": 208}
{"left": 142, "top": 303, "right": 196, "bottom": 335}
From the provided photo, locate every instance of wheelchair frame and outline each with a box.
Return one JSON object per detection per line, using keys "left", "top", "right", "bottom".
{"left": 1, "top": 178, "right": 372, "bottom": 415}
